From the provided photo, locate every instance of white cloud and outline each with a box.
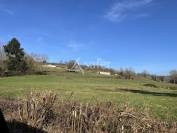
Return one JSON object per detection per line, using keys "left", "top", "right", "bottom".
{"left": 67, "top": 40, "right": 84, "bottom": 51}
{"left": 2, "top": 8, "right": 14, "bottom": 15}
{"left": 104, "top": 0, "right": 154, "bottom": 22}
{"left": 0, "top": 4, "right": 14, "bottom": 15}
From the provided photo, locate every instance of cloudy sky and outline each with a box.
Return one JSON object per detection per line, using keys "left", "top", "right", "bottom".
{"left": 0, "top": 0, "right": 177, "bottom": 74}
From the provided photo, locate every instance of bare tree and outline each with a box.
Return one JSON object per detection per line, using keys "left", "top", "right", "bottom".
{"left": 0, "top": 46, "right": 7, "bottom": 70}
{"left": 124, "top": 68, "right": 136, "bottom": 80}
{"left": 118, "top": 68, "right": 135, "bottom": 80}
{"left": 141, "top": 70, "right": 149, "bottom": 78}
{"left": 169, "top": 70, "right": 177, "bottom": 84}
{"left": 67, "top": 60, "right": 76, "bottom": 69}
{"left": 30, "top": 53, "right": 48, "bottom": 63}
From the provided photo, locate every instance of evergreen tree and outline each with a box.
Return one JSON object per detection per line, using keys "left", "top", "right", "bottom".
{"left": 3, "top": 38, "right": 28, "bottom": 73}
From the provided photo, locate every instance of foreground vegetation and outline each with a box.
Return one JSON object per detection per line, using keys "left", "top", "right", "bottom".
{"left": 1, "top": 91, "right": 177, "bottom": 133}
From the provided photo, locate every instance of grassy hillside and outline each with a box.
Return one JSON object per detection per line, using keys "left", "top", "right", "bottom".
{"left": 0, "top": 71, "right": 177, "bottom": 121}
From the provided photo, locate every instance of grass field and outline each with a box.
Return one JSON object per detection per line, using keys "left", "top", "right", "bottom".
{"left": 1, "top": 71, "right": 177, "bottom": 121}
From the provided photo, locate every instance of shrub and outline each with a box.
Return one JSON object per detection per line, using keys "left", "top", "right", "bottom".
{"left": 144, "top": 83, "right": 158, "bottom": 88}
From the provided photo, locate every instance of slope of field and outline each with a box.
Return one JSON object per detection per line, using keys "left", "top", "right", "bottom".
{"left": 0, "top": 71, "right": 177, "bottom": 121}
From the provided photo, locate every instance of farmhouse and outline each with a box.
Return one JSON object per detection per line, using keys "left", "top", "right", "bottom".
{"left": 43, "top": 64, "right": 57, "bottom": 68}
{"left": 98, "top": 71, "right": 111, "bottom": 76}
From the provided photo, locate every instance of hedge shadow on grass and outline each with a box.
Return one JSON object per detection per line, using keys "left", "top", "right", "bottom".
{"left": 117, "top": 88, "right": 177, "bottom": 97}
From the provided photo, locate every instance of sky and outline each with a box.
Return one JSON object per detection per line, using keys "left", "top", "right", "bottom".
{"left": 0, "top": 0, "right": 177, "bottom": 75}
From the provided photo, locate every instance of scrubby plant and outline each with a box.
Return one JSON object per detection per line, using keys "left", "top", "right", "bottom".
{"left": 2, "top": 91, "right": 176, "bottom": 133}
{"left": 18, "top": 91, "right": 56, "bottom": 129}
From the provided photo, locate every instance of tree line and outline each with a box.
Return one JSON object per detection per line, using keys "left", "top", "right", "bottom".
{"left": 0, "top": 38, "right": 177, "bottom": 84}
{"left": 65, "top": 60, "right": 177, "bottom": 84}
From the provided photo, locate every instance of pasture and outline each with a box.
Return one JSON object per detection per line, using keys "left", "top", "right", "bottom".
{"left": 0, "top": 71, "right": 177, "bottom": 121}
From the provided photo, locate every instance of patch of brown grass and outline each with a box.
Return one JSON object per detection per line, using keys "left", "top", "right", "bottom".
{"left": 18, "top": 91, "right": 56, "bottom": 129}
{"left": 1, "top": 91, "right": 177, "bottom": 133}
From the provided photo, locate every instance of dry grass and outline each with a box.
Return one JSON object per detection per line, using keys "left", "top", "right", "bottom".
{"left": 18, "top": 91, "right": 56, "bottom": 129}
{"left": 1, "top": 91, "right": 177, "bottom": 133}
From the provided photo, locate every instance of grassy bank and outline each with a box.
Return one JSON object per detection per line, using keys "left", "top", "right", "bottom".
{"left": 0, "top": 72, "right": 177, "bottom": 121}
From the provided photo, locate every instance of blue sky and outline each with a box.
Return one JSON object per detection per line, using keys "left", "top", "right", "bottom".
{"left": 0, "top": 0, "right": 177, "bottom": 75}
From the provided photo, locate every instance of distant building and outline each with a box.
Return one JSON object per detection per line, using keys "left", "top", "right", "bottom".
{"left": 43, "top": 64, "right": 57, "bottom": 68}
{"left": 98, "top": 71, "right": 111, "bottom": 76}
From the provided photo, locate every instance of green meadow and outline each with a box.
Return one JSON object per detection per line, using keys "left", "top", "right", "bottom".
{"left": 1, "top": 71, "right": 177, "bottom": 121}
